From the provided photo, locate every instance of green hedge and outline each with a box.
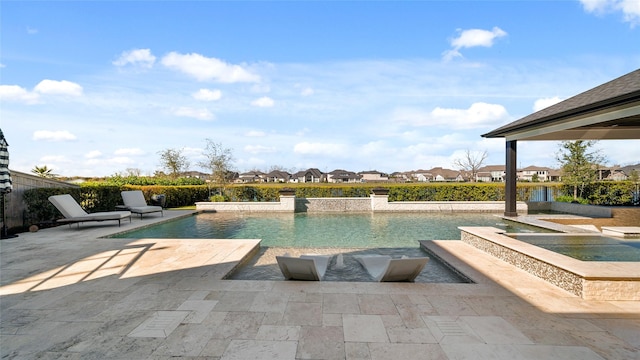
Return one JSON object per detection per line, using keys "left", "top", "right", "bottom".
{"left": 21, "top": 182, "right": 636, "bottom": 227}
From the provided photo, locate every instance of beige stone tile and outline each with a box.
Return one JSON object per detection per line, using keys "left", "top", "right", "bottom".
{"left": 255, "top": 325, "right": 300, "bottom": 341}
{"left": 514, "top": 344, "right": 606, "bottom": 359}
{"left": 127, "top": 311, "right": 190, "bottom": 338}
{"left": 443, "top": 343, "right": 528, "bottom": 359}
{"left": 151, "top": 323, "right": 214, "bottom": 357}
{"left": 210, "top": 312, "right": 265, "bottom": 340}
{"left": 323, "top": 313, "right": 343, "bottom": 326}
{"left": 396, "top": 304, "right": 427, "bottom": 329}
{"left": 220, "top": 339, "right": 297, "bottom": 360}
{"left": 380, "top": 314, "right": 405, "bottom": 328}
{"left": 343, "top": 314, "right": 388, "bottom": 343}
{"left": 282, "top": 302, "right": 322, "bottom": 326}
{"left": 386, "top": 326, "right": 437, "bottom": 344}
{"left": 345, "top": 342, "right": 371, "bottom": 360}
{"left": 323, "top": 293, "right": 360, "bottom": 314}
{"left": 358, "top": 294, "right": 398, "bottom": 315}
{"left": 176, "top": 299, "right": 217, "bottom": 323}
{"left": 213, "top": 291, "right": 258, "bottom": 311}
{"left": 297, "top": 326, "right": 345, "bottom": 359}
{"left": 200, "top": 338, "right": 231, "bottom": 358}
{"left": 427, "top": 295, "right": 477, "bottom": 316}
{"left": 249, "top": 291, "right": 290, "bottom": 313}
{"left": 460, "top": 316, "right": 533, "bottom": 344}
{"left": 517, "top": 328, "right": 584, "bottom": 346}
{"left": 423, "top": 316, "right": 483, "bottom": 344}
{"left": 368, "top": 343, "right": 447, "bottom": 360}
{"left": 587, "top": 318, "right": 640, "bottom": 347}
{"left": 261, "top": 311, "right": 284, "bottom": 325}
{"left": 570, "top": 330, "right": 640, "bottom": 359}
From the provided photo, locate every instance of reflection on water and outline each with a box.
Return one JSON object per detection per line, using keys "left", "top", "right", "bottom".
{"left": 227, "top": 246, "right": 473, "bottom": 283}
{"left": 113, "top": 212, "right": 549, "bottom": 248}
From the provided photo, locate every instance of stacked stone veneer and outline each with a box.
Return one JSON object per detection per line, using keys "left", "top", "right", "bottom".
{"left": 460, "top": 227, "right": 640, "bottom": 301}
{"left": 196, "top": 194, "right": 528, "bottom": 213}
{"left": 460, "top": 229, "right": 583, "bottom": 297}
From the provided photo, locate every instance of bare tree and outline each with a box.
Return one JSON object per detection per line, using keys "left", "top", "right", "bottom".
{"left": 158, "top": 148, "right": 190, "bottom": 178}
{"left": 453, "top": 149, "right": 488, "bottom": 182}
{"left": 198, "top": 139, "right": 234, "bottom": 185}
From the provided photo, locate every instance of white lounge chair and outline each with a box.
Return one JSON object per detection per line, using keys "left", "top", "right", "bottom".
{"left": 48, "top": 194, "right": 132, "bottom": 227}
{"left": 276, "top": 254, "right": 331, "bottom": 281}
{"left": 121, "top": 190, "right": 163, "bottom": 218}
{"left": 354, "top": 255, "right": 429, "bottom": 282}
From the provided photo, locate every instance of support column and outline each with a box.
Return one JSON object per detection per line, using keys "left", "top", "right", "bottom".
{"left": 505, "top": 140, "right": 518, "bottom": 216}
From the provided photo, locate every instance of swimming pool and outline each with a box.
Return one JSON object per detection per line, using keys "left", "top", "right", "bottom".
{"left": 508, "top": 233, "right": 640, "bottom": 262}
{"left": 111, "top": 212, "right": 553, "bottom": 247}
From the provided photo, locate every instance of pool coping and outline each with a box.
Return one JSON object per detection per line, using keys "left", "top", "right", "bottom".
{"left": 458, "top": 226, "right": 640, "bottom": 301}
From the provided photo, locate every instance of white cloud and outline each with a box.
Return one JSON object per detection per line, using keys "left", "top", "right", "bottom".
{"left": 244, "top": 145, "right": 277, "bottom": 154}
{"left": 251, "top": 96, "right": 275, "bottom": 107}
{"left": 443, "top": 27, "right": 507, "bottom": 61}
{"left": 34, "top": 80, "right": 83, "bottom": 96}
{"left": 27, "top": 27, "right": 38, "bottom": 34}
{"left": 392, "top": 102, "right": 509, "bottom": 129}
{"left": 0, "top": 85, "right": 39, "bottom": 103}
{"left": 533, "top": 96, "right": 563, "bottom": 112}
{"left": 293, "top": 142, "right": 349, "bottom": 156}
{"left": 581, "top": 0, "right": 640, "bottom": 25}
{"left": 301, "top": 87, "right": 314, "bottom": 96}
{"left": 161, "top": 52, "right": 260, "bottom": 83}
{"left": 172, "top": 107, "right": 214, "bottom": 120}
{"left": 192, "top": 88, "right": 222, "bottom": 101}
{"left": 33, "top": 130, "right": 77, "bottom": 141}
{"left": 85, "top": 150, "right": 102, "bottom": 159}
{"left": 114, "top": 148, "right": 144, "bottom": 156}
{"left": 113, "top": 48, "right": 156, "bottom": 68}
{"left": 245, "top": 130, "right": 266, "bottom": 137}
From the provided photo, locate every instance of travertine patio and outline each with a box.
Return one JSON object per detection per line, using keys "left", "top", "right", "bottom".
{"left": 1, "top": 210, "right": 638, "bottom": 359}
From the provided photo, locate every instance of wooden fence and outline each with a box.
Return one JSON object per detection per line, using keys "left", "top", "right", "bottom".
{"left": 1, "top": 170, "right": 78, "bottom": 232}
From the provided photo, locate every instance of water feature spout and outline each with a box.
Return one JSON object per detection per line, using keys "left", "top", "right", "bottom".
{"left": 334, "top": 253, "right": 345, "bottom": 269}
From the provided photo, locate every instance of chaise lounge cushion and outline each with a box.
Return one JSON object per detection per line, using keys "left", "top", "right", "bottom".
{"left": 276, "top": 254, "right": 331, "bottom": 281}
{"left": 48, "top": 194, "right": 131, "bottom": 226}
{"left": 121, "top": 190, "right": 163, "bottom": 218}
{"left": 354, "top": 255, "right": 429, "bottom": 282}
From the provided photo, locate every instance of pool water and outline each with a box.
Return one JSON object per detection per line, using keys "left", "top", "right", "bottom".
{"left": 111, "top": 212, "right": 551, "bottom": 247}
{"left": 509, "top": 234, "right": 640, "bottom": 262}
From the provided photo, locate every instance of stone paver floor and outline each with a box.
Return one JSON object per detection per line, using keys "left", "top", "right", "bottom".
{"left": 1, "top": 210, "right": 638, "bottom": 359}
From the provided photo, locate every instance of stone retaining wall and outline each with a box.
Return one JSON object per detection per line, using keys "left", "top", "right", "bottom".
{"left": 196, "top": 195, "right": 527, "bottom": 213}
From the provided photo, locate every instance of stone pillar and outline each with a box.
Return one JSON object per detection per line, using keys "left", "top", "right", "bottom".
{"left": 370, "top": 187, "right": 390, "bottom": 211}
{"left": 279, "top": 188, "right": 296, "bottom": 212}
{"left": 505, "top": 140, "right": 518, "bottom": 217}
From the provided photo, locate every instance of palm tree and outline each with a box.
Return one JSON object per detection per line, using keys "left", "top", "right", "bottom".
{"left": 31, "top": 165, "right": 57, "bottom": 178}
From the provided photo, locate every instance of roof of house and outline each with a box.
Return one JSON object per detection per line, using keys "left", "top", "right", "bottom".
{"left": 482, "top": 68, "right": 640, "bottom": 140}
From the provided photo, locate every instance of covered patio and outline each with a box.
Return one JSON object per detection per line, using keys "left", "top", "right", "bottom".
{"left": 482, "top": 68, "right": 640, "bottom": 216}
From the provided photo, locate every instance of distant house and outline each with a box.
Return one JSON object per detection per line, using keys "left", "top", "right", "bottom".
{"left": 327, "top": 169, "right": 361, "bottom": 183}
{"left": 428, "top": 167, "right": 465, "bottom": 182}
{"left": 292, "top": 168, "right": 324, "bottom": 183}
{"left": 476, "top": 165, "right": 505, "bottom": 182}
{"left": 359, "top": 170, "right": 389, "bottom": 182}
{"left": 548, "top": 168, "right": 562, "bottom": 182}
{"left": 182, "top": 171, "right": 211, "bottom": 180}
{"left": 237, "top": 171, "right": 266, "bottom": 183}
{"left": 518, "top": 166, "right": 553, "bottom": 182}
{"left": 410, "top": 169, "right": 433, "bottom": 182}
{"left": 265, "top": 170, "right": 291, "bottom": 183}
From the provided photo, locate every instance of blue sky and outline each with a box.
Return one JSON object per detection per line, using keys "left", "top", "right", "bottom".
{"left": 1, "top": 0, "right": 639, "bottom": 177}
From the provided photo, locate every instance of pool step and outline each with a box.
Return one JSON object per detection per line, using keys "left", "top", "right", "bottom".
{"left": 601, "top": 226, "right": 640, "bottom": 239}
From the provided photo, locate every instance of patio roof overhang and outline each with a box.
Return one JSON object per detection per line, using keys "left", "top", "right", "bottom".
{"left": 481, "top": 68, "right": 640, "bottom": 216}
